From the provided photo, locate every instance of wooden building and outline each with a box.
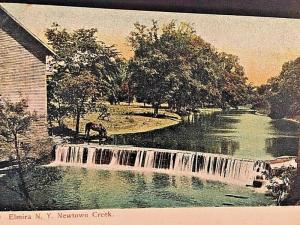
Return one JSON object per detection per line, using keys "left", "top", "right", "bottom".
{"left": 0, "top": 6, "right": 53, "bottom": 135}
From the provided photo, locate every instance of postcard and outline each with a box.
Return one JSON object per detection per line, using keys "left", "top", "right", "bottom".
{"left": 0, "top": 2, "right": 299, "bottom": 225}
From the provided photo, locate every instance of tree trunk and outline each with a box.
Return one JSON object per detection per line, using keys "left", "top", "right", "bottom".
{"left": 153, "top": 104, "right": 159, "bottom": 117}
{"left": 17, "top": 167, "right": 33, "bottom": 209}
{"left": 75, "top": 112, "right": 81, "bottom": 140}
{"left": 176, "top": 105, "right": 181, "bottom": 114}
{"left": 14, "top": 135, "right": 33, "bottom": 209}
{"left": 75, "top": 99, "right": 86, "bottom": 141}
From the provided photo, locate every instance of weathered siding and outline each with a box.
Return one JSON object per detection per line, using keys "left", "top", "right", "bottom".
{"left": 0, "top": 29, "right": 47, "bottom": 117}
{"left": 0, "top": 7, "right": 52, "bottom": 137}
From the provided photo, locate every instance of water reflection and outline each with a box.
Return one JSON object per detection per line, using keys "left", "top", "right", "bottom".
{"left": 0, "top": 168, "right": 274, "bottom": 210}
{"left": 113, "top": 111, "right": 299, "bottom": 160}
{"left": 271, "top": 119, "right": 300, "bottom": 134}
{"left": 152, "top": 173, "right": 170, "bottom": 189}
{"left": 191, "top": 177, "right": 204, "bottom": 190}
{"left": 266, "top": 137, "right": 299, "bottom": 157}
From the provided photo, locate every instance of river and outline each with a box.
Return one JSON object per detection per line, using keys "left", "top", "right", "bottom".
{"left": 0, "top": 111, "right": 298, "bottom": 210}
{"left": 0, "top": 167, "right": 273, "bottom": 210}
{"left": 113, "top": 111, "right": 300, "bottom": 160}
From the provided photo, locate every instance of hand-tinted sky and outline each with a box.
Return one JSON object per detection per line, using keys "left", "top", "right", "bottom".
{"left": 2, "top": 3, "right": 300, "bottom": 85}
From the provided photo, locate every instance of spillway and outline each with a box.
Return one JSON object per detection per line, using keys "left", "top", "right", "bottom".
{"left": 52, "top": 144, "right": 269, "bottom": 185}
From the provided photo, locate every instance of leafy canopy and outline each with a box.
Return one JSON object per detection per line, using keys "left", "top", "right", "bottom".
{"left": 46, "top": 24, "right": 123, "bottom": 135}
{"left": 128, "top": 20, "right": 250, "bottom": 114}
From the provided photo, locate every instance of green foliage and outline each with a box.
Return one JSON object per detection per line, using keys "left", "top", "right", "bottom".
{"left": 106, "top": 61, "right": 131, "bottom": 104}
{"left": 265, "top": 57, "right": 300, "bottom": 119}
{"left": 248, "top": 84, "right": 270, "bottom": 114}
{"left": 0, "top": 98, "right": 54, "bottom": 209}
{"left": 216, "top": 53, "right": 249, "bottom": 109}
{"left": 46, "top": 24, "right": 123, "bottom": 136}
{"left": 56, "top": 72, "right": 98, "bottom": 133}
{"left": 0, "top": 99, "right": 37, "bottom": 152}
{"left": 264, "top": 166, "right": 296, "bottom": 205}
{"left": 128, "top": 21, "right": 250, "bottom": 115}
{"left": 128, "top": 21, "right": 174, "bottom": 114}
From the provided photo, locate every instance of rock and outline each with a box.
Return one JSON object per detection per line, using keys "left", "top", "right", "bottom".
{"left": 253, "top": 180, "right": 263, "bottom": 188}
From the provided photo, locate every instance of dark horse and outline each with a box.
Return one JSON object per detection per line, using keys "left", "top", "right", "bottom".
{"left": 85, "top": 122, "right": 107, "bottom": 144}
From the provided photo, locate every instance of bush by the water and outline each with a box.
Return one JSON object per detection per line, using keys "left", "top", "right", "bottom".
{"left": 264, "top": 166, "right": 296, "bottom": 205}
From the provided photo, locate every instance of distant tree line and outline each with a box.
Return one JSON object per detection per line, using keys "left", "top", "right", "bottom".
{"left": 46, "top": 21, "right": 255, "bottom": 137}
{"left": 253, "top": 57, "right": 300, "bottom": 119}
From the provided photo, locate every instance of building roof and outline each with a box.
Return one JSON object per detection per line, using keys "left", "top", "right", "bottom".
{"left": 0, "top": 5, "right": 54, "bottom": 59}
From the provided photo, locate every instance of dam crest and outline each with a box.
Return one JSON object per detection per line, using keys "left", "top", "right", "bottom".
{"left": 52, "top": 144, "right": 269, "bottom": 185}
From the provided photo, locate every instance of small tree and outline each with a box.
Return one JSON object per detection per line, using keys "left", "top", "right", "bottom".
{"left": 56, "top": 72, "right": 98, "bottom": 137}
{"left": 0, "top": 98, "right": 53, "bottom": 209}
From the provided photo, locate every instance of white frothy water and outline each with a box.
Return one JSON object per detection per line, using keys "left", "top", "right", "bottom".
{"left": 52, "top": 144, "right": 268, "bottom": 186}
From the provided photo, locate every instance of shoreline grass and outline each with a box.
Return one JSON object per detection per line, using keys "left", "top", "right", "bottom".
{"left": 64, "top": 102, "right": 182, "bottom": 136}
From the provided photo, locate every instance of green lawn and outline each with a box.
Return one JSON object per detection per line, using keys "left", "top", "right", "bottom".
{"left": 64, "top": 102, "right": 181, "bottom": 136}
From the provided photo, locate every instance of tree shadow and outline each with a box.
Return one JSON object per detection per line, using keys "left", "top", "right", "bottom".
{"left": 124, "top": 111, "right": 179, "bottom": 120}
{"left": 48, "top": 124, "right": 77, "bottom": 137}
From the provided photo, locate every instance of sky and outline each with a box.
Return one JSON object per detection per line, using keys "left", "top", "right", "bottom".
{"left": 1, "top": 3, "right": 300, "bottom": 85}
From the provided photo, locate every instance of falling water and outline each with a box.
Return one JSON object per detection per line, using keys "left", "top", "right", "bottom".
{"left": 52, "top": 144, "right": 269, "bottom": 185}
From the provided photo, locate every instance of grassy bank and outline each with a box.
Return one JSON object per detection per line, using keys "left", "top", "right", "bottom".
{"left": 64, "top": 102, "right": 181, "bottom": 136}
{"left": 283, "top": 115, "right": 300, "bottom": 125}
{"left": 291, "top": 115, "right": 300, "bottom": 123}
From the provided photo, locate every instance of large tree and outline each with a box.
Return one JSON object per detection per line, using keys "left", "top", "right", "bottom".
{"left": 46, "top": 24, "right": 122, "bottom": 137}
{"left": 128, "top": 21, "right": 250, "bottom": 114}
{"left": 128, "top": 21, "right": 213, "bottom": 115}
{"left": 216, "top": 52, "right": 249, "bottom": 109}
{"left": 266, "top": 57, "right": 300, "bottom": 119}
{"left": 160, "top": 21, "right": 220, "bottom": 112}
{"left": 128, "top": 21, "right": 176, "bottom": 115}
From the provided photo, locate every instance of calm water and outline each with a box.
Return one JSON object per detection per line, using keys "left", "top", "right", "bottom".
{"left": 113, "top": 111, "right": 300, "bottom": 160}
{"left": 0, "top": 167, "right": 273, "bottom": 210}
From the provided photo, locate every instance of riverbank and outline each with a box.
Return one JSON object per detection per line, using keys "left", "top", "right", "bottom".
{"left": 64, "top": 102, "right": 182, "bottom": 135}
{"left": 252, "top": 111, "right": 300, "bottom": 125}
{"left": 285, "top": 115, "right": 300, "bottom": 124}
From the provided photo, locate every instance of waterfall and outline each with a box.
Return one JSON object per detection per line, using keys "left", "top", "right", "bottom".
{"left": 53, "top": 144, "right": 269, "bottom": 185}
